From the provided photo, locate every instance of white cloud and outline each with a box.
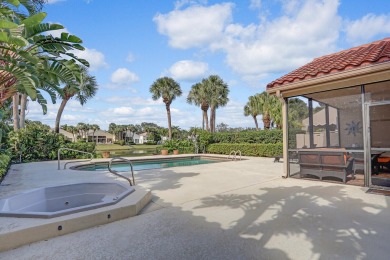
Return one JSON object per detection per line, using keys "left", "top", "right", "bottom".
{"left": 102, "top": 107, "right": 135, "bottom": 116}
{"left": 105, "top": 96, "right": 161, "bottom": 106}
{"left": 218, "top": 0, "right": 341, "bottom": 77}
{"left": 111, "top": 68, "right": 139, "bottom": 84}
{"left": 154, "top": 3, "right": 234, "bottom": 49}
{"left": 155, "top": 0, "right": 341, "bottom": 83}
{"left": 46, "top": 27, "right": 108, "bottom": 71}
{"left": 107, "top": 68, "right": 140, "bottom": 89}
{"left": 345, "top": 13, "right": 390, "bottom": 44}
{"left": 169, "top": 60, "right": 208, "bottom": 81}
{"left": 72, "top": 48, "right": 108, "bottom": 71}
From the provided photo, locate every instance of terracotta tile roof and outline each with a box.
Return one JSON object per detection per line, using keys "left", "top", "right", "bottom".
{"left": 267, "top": 37, "right": 390, "bottom": 89}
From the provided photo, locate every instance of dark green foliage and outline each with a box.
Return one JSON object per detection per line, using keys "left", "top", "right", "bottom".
{"left": 59, "top": 142, "right": 96, "bottom": 160}
{"left": 207, "top": 143, "right": 283, "bottom": 157}
{"left": 114, "top": 140, "right": 125, "bottom": 146}
{"left": 7, "top": 121, "right": 67, "bottom": 162}
{"left": 212, "top": 130, "right": 282, "bottom": 144}
{"left": 162, "top": 139, "right": 194, "bottom": 153}
{"left": 0, "top": 152, "right": 11, "bottom": 179}
{"left": 7, "top": 121, "right": 96, "bottom": 162}
{"left": 143, "top": 141, "right": 157, "bottom": 145}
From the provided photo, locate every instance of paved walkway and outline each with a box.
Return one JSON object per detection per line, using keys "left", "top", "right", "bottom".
{"left": 0, "top": 155, "right": 389, "bottom": 259}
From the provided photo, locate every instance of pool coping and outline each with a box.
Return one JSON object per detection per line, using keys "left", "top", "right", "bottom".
{"left": 69, "top": 154, "right": 234, "bottom": 171}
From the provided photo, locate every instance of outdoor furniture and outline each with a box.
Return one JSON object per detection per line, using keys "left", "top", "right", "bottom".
{"left": 298, "top": 151, "right": 354, "bottom": 183}
{"left": 378, "top": 156, "right": 390, "bottom": 172}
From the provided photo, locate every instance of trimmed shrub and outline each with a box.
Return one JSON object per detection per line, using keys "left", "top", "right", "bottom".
{"left": 212, "top": 130, "right": 283, "bottom": 144}
{"left": 0, "top": 152, "right": 11, "bottom": 179}
{"left": 207, "top": 143, "right": 282, "bottom": 157}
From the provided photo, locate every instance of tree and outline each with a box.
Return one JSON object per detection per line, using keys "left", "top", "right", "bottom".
{"left": 205, "top": 75, "right": 229, "bottom": 133}
{"left": 244, "top": 95, "right": 260, "bottom": 130}
{"left": 254, "top": 92, "right": 276, "bottom": 130}
{"left": 149, "top": 77, "right": 182, "bottom": 139}
{"left": 269, "top": 96, "right": 282, "bottom": 129}
{"left": 187, "top": 81, "right": 210, "bottom": 131}
{"left": 90, "top": 124, "right": 100, "bottom": 143}
{"left": 54, "top": 66, "right": 97, "bottom": 133}
{"left": 1, "top": 1, "right": 89, "bottom": 130}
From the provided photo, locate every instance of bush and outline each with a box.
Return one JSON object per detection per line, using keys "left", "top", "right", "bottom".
{"left": 207, "top": 143, "right": 282, "bottom": 157}
{"left": 143, "top": 141, "right": 157, "bottom": 145}
{"left": 7, "top": 121, "right": 96, "bottom": 162}
{"left": 114, "top": 140, "right": 125, "bottom": 146}
{"left": 7, "top": 121, "right": 68, "bottom": 162}
{"left": 0, "top": 152, "right": 11, "bottom": 179}
{"left": 59, "top": 142, "right": 96, "bottom": 160}
{"left": 212, "top": 130, "right": 282, "bottom": 144}
{"left": 162, "top": 139, "right": 194, "bottom": 153}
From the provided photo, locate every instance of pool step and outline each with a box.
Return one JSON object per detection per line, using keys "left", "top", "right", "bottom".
{"left": 0, "top": 187, "right": 151, "bottom": 252}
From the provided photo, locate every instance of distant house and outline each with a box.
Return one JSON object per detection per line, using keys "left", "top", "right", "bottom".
{"left": 58, "top": 129, "right": 76, "bottom": 142}
{"left": 87, "top": 130, "right": 115, "bottom": 144}
{"left": 130, "top": 132, "right": 149, "bottom": 144}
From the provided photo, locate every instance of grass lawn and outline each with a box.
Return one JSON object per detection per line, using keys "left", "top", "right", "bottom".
{"left": 95, "top": 144, "right": 159, "bottom": 151}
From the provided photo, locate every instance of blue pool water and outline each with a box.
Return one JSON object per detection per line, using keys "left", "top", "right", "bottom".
{"left": 75, "top": 157, "right": 225, "bottom": 171}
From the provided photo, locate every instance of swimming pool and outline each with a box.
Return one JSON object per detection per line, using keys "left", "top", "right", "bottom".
{"left": 73, "top": 156, "right": 228, "bottom": 171}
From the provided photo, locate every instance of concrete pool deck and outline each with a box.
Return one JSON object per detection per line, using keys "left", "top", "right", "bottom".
{"left": 0, "top": 154, "right": 389, "bottom": 259}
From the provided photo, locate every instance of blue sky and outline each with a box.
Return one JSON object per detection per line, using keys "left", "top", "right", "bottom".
{"left": 26, "top": 0, "right": 390, "bottom": 130}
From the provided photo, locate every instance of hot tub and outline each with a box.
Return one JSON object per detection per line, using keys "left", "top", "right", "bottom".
{"left": 0, "top": 182, "right": 134, "bottom": 218}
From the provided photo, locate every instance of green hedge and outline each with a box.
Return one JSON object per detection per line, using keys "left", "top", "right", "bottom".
{"left": 0, "top": 153, "right": 11, "bottom": 179}
{"left": 59, "top": 142, "right": 96, "bottom": 160}
{"left": 212, "top": 130, "right": 282, "bottom": 144}
{"left": 207, "top": 143, "right": 282, "bottom": 157}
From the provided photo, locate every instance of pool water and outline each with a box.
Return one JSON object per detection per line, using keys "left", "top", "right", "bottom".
{"left": 75, "top": 157, "right": 225, "bottom": 171}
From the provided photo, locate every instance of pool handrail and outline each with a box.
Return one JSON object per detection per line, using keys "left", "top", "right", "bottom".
{"left": 228, "top": 150, "right": 242, "bottom": 161}
{"left": 108, "top": 157, "right": 135, "bottom": 186}
{"left": 58, "top": 148, "right": 94, "bottom": 170}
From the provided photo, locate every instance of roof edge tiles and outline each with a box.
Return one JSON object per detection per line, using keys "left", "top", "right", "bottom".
{"left": 267, "top": 37, "right": 390, "bottom": 90}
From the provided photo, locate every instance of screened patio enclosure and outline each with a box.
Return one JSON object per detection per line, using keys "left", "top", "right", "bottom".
{"left": 267, "top": 37, "right": 390, "bottom": 188}
{"left": 286, "top": 81, "right": 390, "bottom": 187}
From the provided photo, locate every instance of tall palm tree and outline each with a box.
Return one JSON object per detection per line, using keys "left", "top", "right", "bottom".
{"left": 244, "top": 95, "right": 260, "bottom": 130}
{"left": 150, "top": 77, "right": 182, "bottom": 139}
{"left": 256, "top": 91, "right": 274, "bottom": 130}
{"left": 187, "top": 81, "right": 210, "bottom": 131}
{"left": 90, "top": 124, "right": 100, "bottom": 143}
{"left": 269, "top": 96, "right": 282, "bottom": 129}
{"left": 205, "top": 75, "right": 229, "bottom": 133}
{"left": 54, "top": 66, "right": 97, "bottom": 133}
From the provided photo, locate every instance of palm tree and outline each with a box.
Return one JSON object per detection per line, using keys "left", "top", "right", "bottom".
{"left": 54, "top": 67, "right": 97, "bottom": 133}
{"left": 150, "top": 77, "right": 182, "bottom": 139}
{"left": 244, "top": 95, "right": 260, "bottom": 130}
{"left": 255, "top": 91, "right": 274, "bottom": 130}
{"left": 269, "top": 96, "right": 282, "bottom": 129}
{"left": 205, "top": 75, "right": 229, "bottom": 133}
{"left": 90, "top": 124, "right": 100, "bottom": 143}
{"left": 187, "top": 81, "right": 210, "bottom": 131}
